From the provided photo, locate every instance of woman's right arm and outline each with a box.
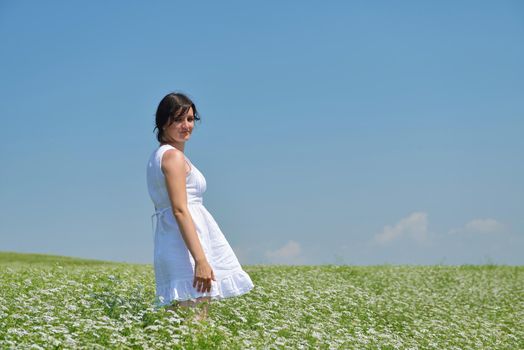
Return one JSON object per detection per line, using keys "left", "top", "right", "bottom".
{"left": 161, "top": 149, "right": 215, "bottom": 292}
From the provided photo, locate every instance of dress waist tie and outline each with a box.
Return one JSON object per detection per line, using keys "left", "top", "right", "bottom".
{"left": 150, "top": 200, "right": 204, "bottom": 238}
{"left": 151, "top": 207, "right": 171, "bottom": 239}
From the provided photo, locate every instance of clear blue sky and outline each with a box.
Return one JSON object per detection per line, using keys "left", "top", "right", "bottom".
{"left": 1, "top": 1, "right": 523, "bottom": 265}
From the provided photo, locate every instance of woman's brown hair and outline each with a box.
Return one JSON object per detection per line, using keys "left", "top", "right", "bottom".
{"left": 154, "top": 92, "right": 201, "bottom": 143}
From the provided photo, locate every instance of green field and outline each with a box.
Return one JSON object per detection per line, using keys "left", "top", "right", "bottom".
{"left": 1, "top": 252, "right": 522, "bottom": 349}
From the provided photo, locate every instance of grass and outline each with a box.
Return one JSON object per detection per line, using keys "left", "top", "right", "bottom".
{"left": 0, "top": 251, "right": 125, "bottom": 266}
{"left": 0, "top": 251, "right": 522, "bottom": 349}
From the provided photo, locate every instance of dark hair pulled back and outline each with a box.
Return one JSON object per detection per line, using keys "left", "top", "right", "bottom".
{"left": 154, "top": 92, "right": 201, "bottom": 143}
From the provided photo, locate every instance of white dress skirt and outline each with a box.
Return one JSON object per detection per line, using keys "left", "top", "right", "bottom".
{"left": 146, "top": 144, "right": 255, "bottom": 307}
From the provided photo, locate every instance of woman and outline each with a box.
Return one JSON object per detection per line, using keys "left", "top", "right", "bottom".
{"left": 146, "top": 92, "right": 255, "bottom": 321}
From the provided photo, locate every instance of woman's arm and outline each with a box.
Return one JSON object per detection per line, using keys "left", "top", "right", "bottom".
{"left": 161, "top": 149, "right": 207, "bottom": 263}
{"left": 162, "top": 149, "right": 215, "bottom": 293}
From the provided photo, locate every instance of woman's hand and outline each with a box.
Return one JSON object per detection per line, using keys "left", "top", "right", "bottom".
{"left": 193, "top": 259, "right": 216, "bottom": 293}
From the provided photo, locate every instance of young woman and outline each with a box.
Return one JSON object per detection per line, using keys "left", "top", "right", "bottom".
{"left": 146, "top": 92, "right": 255, "bottom": 321}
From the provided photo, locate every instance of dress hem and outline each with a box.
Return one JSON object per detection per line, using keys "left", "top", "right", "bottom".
{"left": 154, "top": 268, "right": 255, "bottom": 308}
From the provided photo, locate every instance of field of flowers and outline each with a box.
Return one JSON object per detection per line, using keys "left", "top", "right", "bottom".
{"left": 1, "top": 252, "right": 523, "bottom": 349}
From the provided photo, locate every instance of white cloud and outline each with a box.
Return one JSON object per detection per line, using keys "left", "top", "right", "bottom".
{"left": 265, "top": 240, "right": 305, "bottom": 265}
{"left": 448, "top": 218, "right": 505, "bottom": 235}
{"left": 373, "top": 211, "right": 429, "bottom": 244}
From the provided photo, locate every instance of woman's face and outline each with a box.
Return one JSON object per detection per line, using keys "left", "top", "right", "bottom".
{"left": 163, "top": 106, "right": 195, "bottom": 143}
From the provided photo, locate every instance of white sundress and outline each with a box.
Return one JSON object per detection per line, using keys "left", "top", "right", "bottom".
{"left": 146, "top": 144, "right": 255, "bottom": 307}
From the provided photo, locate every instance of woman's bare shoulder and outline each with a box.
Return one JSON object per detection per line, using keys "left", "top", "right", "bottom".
{"left": 161, "top": 149, "right": 185, "bottom": 173}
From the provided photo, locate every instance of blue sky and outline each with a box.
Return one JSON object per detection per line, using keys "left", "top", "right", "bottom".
{"left": 1, "top": 1, "right": 523, "bottom": 265}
